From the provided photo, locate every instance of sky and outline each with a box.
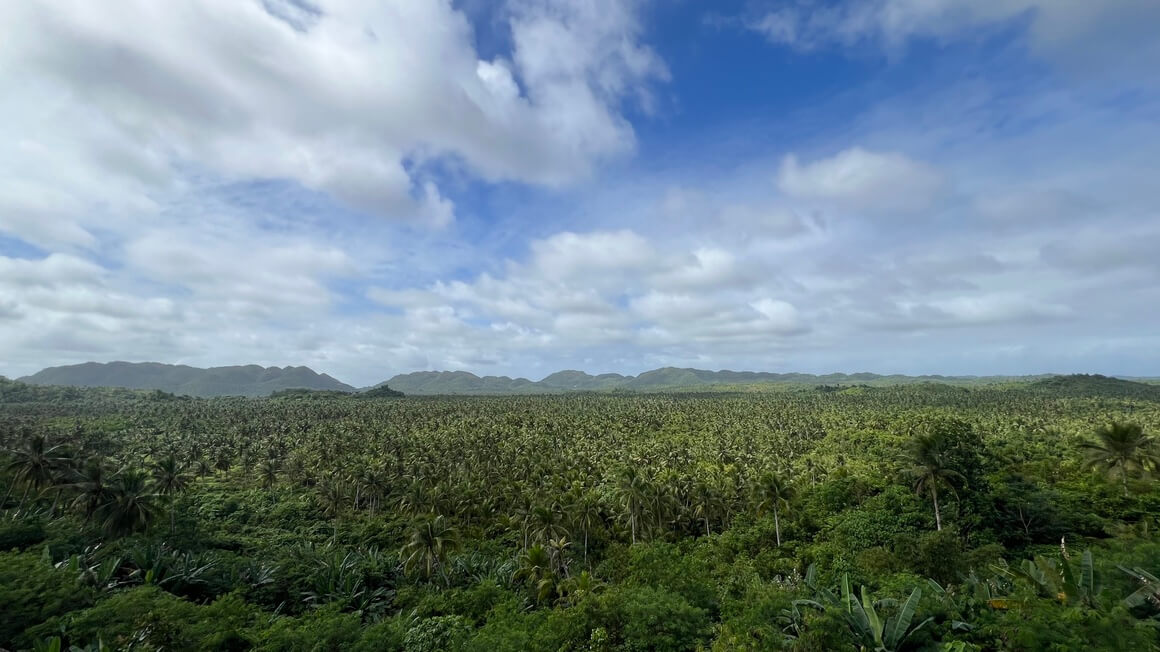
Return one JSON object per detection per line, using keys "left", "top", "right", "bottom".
{"left": 1, "top": 0, "right": 1159, "bottom": 387}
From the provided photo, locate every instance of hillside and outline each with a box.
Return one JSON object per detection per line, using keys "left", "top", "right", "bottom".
{"left": 1022, "top": 374, "right": 1160, "bottom": 400}
{"left": 381, "top": 367, "right": 1051, "bottom": 395}
{"left": 18, "top": 362, "right": 355, "bottom": 398}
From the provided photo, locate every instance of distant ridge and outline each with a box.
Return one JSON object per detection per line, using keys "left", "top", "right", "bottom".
{"left": 19, "top": 361, "right": 355, "bottom": 398}
{"left": 17, "top": 363, "right": 1158, "bottom": 399}
{"left": 380, "top": 367, "right": 1059, "bottom": 395}
{"left": 1023, "top": 373, "right": 1160, "bottom": 399}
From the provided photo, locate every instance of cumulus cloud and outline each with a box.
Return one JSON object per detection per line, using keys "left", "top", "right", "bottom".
{"left": 872, "top": 294, "right": 1072, "bottom": 330}
{"left": 0, "top": 0, "right": 666, "bottom": 247}
{"left": 368, "top": 228, "right": 808, "bottom": 365}
{"left": 1, "top": 0, "right": 1157, "bottom": 383}
{"left": 776, "top": 147, "right": 945, "bottom": 216}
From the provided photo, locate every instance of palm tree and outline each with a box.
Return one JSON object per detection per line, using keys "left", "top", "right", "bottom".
{"left": 755, "top": 471, "right": 795, "bottom": 546}
{"left": 97, "top": 469, "right": 160, "bottom": 538}
{"left": 4, "top": 434, "right": 71, "bottom": 511}
{"left": 68, "top": 457, "right": 112, "bottom": 524}
{"left": 529, "top": 504, "right": 568, "bottom": 546}
{"left": 569, "top": 493, "right": 602, "bottom": 564}
{"left": 690, "top": 480, "right": 721, "bottom": 537}
{"left": 616, "top": 467, "right": 648, "bottom": 544}
{"left": 193, "top": 458, "right": 213, "bottom": 479}
{"left": 1082, "top": 422, "right": 1158, "bottom": 494}
{"left": 151, "top": 454, "right": 190, "bottom": 533}
{"left": 401, "top": 514, "right": 459, "bottom": 584}
{"left": 515, "top": 544, "right": 557, "bottom": 603}
{"left": 906, "top": 433, "right": 964, "bottom": 531}
{"left": 556, "top": 570, "right": 603, "bottom": 607}
{"left": 258, "top": 459, "right": 280, "bottom": 489}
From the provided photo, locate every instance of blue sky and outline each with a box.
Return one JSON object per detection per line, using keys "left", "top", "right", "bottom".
{"left": 1, "top": 0, "right": 1158, "bottom": 386}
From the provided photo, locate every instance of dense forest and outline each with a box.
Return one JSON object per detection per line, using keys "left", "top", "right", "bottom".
{"left": 2, "top": 376, "right": 1160, "bottom": 650}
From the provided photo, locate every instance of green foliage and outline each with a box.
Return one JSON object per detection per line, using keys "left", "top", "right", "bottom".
{"left": 3, "top": 383, "right": 1160, "bottom": 650}
{"left": 0, "top": 516, "right": 47, "bottom": 550}
{"left": 361, "top": 384, "right": 405, "bottom": 399}
{"left": 28, "top": 586, "right": 260, "bottom": 651}
{"left": 0, "top": 551, "right": 95, "bottom": 647}
{"left": 402, "top": 615, "right": 471, "bottom": 652}
{"left": 596, "top": 585, "right": 712, "bottom": 651}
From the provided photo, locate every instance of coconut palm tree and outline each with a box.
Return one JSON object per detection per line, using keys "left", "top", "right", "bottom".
{"left": 68, "top": 457, "right": 112, "bottom": 524}
{"left": 97, "top": 469, "right": 160, "bottom": 538}
{"left": 401, "top": 514, "right": 459, "bottom": 584}
{"left": 616, "top": 466, "right": 649, "bottom": 544}
{"left": 1082, "top": 422, "right": 1158, "bottom": 495}
{"left": 529, "top": 504, "right": 568, "bottom": 546}
{"left": 4, "top": 434, "right": 72, "bottom": 512}
{"left": 568, "top": 492, "right": 602, "bottom": 564}
{"left": 690, "top": 480, "right": 721, "bottom": 537}
{"left": 556, "top": 570, "right": 603, "bottom": 607}
{"left": 193, "top": 458, "right": 213, "bottom": 479}
{"left": 258, "top": 459, "right": 280, "bottom": 489}
{"left": 515, "top": 544, "right": 557, "bottom": 603}
{"left": 755, "top": 471, "right": 796, "bottom": 546}
{"left": 906, "top": 433, "right": 964, "bottom": 531}
{"left": 151, "top": 454, "right": 190, "bottom": 533}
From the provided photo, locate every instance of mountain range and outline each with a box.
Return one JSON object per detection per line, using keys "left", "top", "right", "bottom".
{"left": 379, "top": 368, "right": 1036, "bottom": 394}
{"left": 18, "top": 362, "right": 354, "bottom": 398}
{"left": 13, "top": 362, "right": 1159, "bottom": 399}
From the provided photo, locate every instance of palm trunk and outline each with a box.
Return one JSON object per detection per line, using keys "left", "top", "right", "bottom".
{"left": 583, "top": 526, "right": 588, "bottom": 564}
{"left": 16, "top": 484, "right": 32, "bottom": 513}
{"left": 932, "top": 487, "right": 942, "bottom": 531}
{"left": 774, "top": 507, "right": 782, "bottom": 547}
{"left": 704, "top": 516, "right": 710, "bottom": 537}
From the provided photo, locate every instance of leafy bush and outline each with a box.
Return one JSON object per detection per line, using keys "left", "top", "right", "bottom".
{"left": 0, "top": 551, "right": 95, "bottom": 647}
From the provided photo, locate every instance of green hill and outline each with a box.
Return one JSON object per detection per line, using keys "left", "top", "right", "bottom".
{"left": 18, "top": 362, "right": 355, "bottom": 398}
{"left": 380, "top": 367, "right": 1073, "bottom": 395}
{"left": 1021, "top": 374, "right": 1160, "bottom": 399}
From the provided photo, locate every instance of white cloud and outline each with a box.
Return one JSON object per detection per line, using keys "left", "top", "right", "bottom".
{"left": 368, "top": 227, "right": 810, "bottom": 368}
{"left": 530, "top": 230, "right": 656, "bottom": 280}
{"left": 745, "top": 0, "right": 1160, "bottom": 72}
{"left": 750, "top": 299, "right": 804, "bottom": 333}
{"left": 776, "top": 147, "right": 945, "bottom": 216}
{"left": 0, "top": 0, "right": 666, "bottom": 247}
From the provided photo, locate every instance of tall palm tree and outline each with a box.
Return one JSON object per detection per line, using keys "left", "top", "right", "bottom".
{"left": 569, "top": 493, "right": 602, "bottom": 564}
{"left": 690, "top": 480, "right": 721, "bottom": 537}
{"left": 4, "top": 434, "right": 72, "bottom": 512}
{"left": 515, "top": 544, "right": 557, "bottom": 603}
{"left": 529, "top": 504, "right": 568, "bottom": 546}
{"left": 151, "top": 454, "right": 190, "bottom": 533}
{"left": 755, "top": 471, "right": 796, "bottom": 546}
{"left": 258, "top": 459, "right": 280, "bottom": 489}
{"left": 97, "top": 469, "right": 160, "bottom": 538}
{"left": 906, "top": 433, "right": 964, "bottom": 531}
{"left": 68, "top": 456, "right": 112, "bottom": 524}
{"left": 616, "top": 467, "right": 649, "bottom": 544}
{"left": 1082, "top": 422, "right": 1158, "bottom": 495}
{"left": 401, "top": 514, "right": 459, "bottom": 584}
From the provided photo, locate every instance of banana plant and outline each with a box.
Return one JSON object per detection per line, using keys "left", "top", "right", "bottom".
{"left": 843, "top": 582, "right": 931, "bottom": 652}
{"left": 998, "top": 549, "right": 1099, "bottom": 609}
{"left": 50, "top": 544, "right": 125, "bottom": 591}
{"left": 1118, "top": 565, "right": 1160, "bottom": 613}
{"left": 788, "top": 565, "right": 932, "bottom": 651}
